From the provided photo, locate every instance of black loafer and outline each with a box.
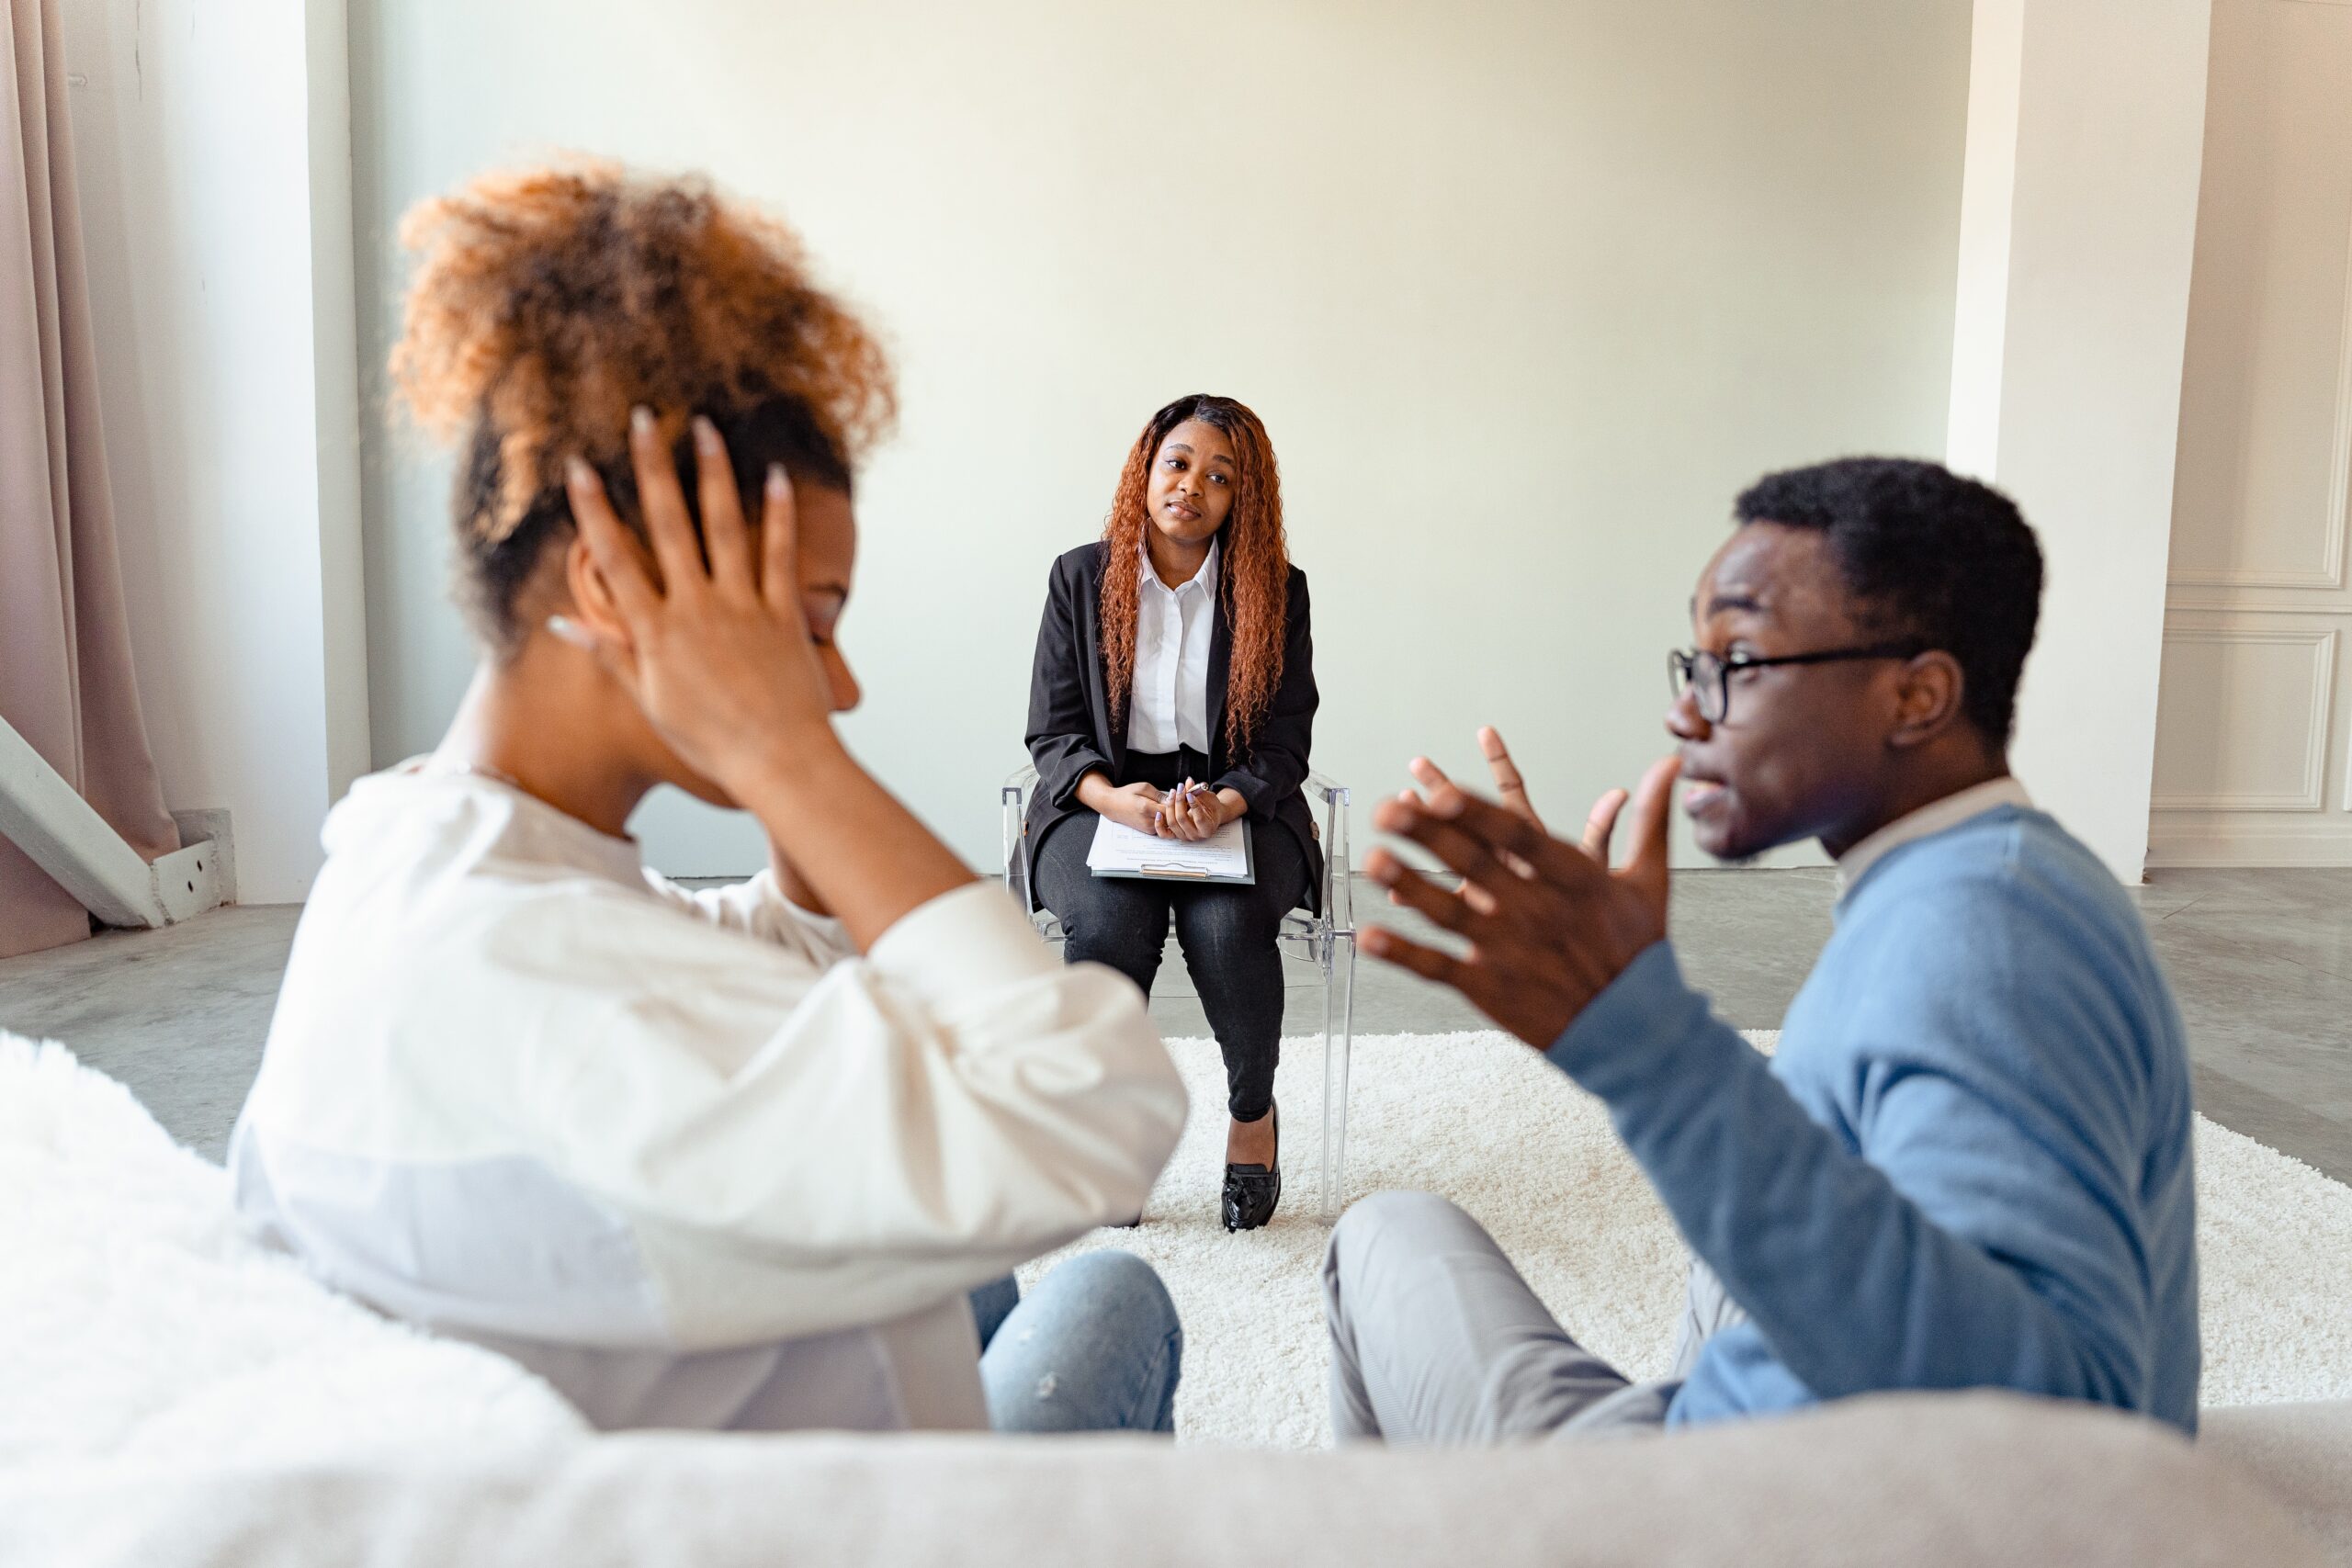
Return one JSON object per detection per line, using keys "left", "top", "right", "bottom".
{"left": 1221, "top": 1105, "right": 1281, "bottom": 1232}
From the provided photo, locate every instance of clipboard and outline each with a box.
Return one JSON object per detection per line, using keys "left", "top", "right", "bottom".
{"left": 1087, "top": 813, "right": 1257, "bottom": 886}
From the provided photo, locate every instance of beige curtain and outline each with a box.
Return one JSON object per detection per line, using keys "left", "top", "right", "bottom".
{"left": 0, "top": 0, "right": 177, "bottom": 958}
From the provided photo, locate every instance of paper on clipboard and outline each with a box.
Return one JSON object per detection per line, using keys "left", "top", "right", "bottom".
{"left": 1087, "top": 813, "right": 1253, "bottom": 882}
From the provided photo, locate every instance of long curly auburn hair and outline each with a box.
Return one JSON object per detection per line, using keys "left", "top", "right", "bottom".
{"left": 1099, "top": 395, "right": 1290, "bottom": 753}
{"left": 388, "top": 158, "right": 895, "bottom": 649}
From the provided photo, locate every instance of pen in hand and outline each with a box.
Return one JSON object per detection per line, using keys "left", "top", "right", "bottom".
{"left": 1159, "top": 779, "right": 1214, "bottom": 840}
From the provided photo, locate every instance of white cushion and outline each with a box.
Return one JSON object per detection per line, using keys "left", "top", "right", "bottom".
{"left": 0, "top": 1393, "right": 2327, "bottom": 1567}
{"left": 3, "top": 1032, "right": 2343, "bottom": 1565}
{"left": 0, "top": 1033, "right": 584, "bottom": 1468}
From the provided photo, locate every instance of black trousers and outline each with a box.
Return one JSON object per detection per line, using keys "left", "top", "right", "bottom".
{"left": 1034, "top": 754, "right": 1311, "bottom": 1124}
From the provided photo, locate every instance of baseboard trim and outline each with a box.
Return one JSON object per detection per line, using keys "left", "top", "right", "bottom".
{"left": 2146, "top": 828, "right": 2352, "bottom": 867}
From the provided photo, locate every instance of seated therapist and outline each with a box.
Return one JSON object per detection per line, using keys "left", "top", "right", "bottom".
{"left": 229, "top": 164, "right": 1190, "bottom": 1437}
{"left": 1024, "top": 393, "right": 1318, "bottom": 1231}
{"left": 1328, "top": 457, "right": 2199, "bottom": 1439}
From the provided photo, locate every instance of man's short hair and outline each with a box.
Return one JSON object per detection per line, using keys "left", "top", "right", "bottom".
{"left": 1733, "top": 457, "right": 2043, "bottom": 745}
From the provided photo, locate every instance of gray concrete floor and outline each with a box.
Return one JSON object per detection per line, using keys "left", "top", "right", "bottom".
{"left": 2, "top": 869, "right": 2348, "bottom": 1184}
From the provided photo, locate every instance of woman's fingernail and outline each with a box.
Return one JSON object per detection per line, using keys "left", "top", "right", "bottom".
{"left": 766, "top": 462, "right": 789, "bottom": 499}
{"left": 545, "top": 614, "right": 594, "bottom": 649}
{"left": 693, "top": 414, "right": 720, "bottom": 453}
{"left": 631, "top": 405, "right": 656, "bottom": 438}
{"left": 564, "top": 455, "right": 593, "bottom": 489}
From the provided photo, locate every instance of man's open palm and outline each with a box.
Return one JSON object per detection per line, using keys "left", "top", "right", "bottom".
{"left": 1364, "top": 739, "right": 1681, "bottom": 1050}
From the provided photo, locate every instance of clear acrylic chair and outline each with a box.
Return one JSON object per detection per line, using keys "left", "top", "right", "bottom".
{"left": 1001, "top": 767, "right": 1357, "bottom": 1218}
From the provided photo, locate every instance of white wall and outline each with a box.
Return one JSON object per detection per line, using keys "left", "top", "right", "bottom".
{"left": 62, "top": 0, "right": 369, "bottom": 903}
{"left": 1946, "top": 0, "right": 2214, "bottom": 883}
{"left": 2149, "top": 0, "right": 2352, "bottom": 866}
{"left": 350, "top": 0, "right": 1973, "bottom": 875}
{"left": 1945, "top": 0, "right": 2024, "bottom": 479}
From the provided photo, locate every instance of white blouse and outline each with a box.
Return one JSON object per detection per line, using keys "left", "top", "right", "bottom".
{"left": 228, "top": 761, "right": 1186, "bottom": 1433}
{"left": 1125, "top": 537, "right": 1218, "bottom": 755}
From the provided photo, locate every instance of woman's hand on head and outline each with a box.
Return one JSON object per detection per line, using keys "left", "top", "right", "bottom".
{"left": 562, "top": 409, "right": 836, "bottom": 795}
{"left": 560, "top": 407, "right": 972, "bottom": 952}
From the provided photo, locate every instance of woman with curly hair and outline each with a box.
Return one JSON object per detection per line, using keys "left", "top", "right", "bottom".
{"left": 1025, "top": 394, "right": 1318, "bottom": 1231}
{"left": 226, "top": 163, "right": 1189, "bottom": 1435}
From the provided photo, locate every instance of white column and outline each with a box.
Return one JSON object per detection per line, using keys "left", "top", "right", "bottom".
{"left": 1946, "top": 0, "right": 2214, "bottom": 881}
{"left": 62, "top": 0, "right": 369, "bottom": 903}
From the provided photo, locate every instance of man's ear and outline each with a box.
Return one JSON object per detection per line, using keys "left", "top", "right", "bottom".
{"left": 1888, "top": 650, "right": 1966, "bottom": 750}
{"left": 563, "top": 535, "right": 631, "bottom": 645}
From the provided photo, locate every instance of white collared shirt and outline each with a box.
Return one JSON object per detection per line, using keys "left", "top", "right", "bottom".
{"left": 1126, "top": 537, "right": 1218, "bottom": 755}
{"left": 228, "top": 761, "right": 1186, "bottom": 1434}
{"left": 1835, "top": 775, "right": 2034, "bottom": 897}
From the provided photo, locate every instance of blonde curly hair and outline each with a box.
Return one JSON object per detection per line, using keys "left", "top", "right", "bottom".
{"left": 388, "top": 158, "right": 895, "bottom": 648}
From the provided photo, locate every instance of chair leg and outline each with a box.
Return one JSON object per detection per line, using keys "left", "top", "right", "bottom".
{"left": 1319, "top": 932, "right": 1357, "bottom": 1220}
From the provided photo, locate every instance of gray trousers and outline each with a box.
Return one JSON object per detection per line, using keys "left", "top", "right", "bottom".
{"left": 1321, "top": 1190, "right": 1746, "bottom": 1443}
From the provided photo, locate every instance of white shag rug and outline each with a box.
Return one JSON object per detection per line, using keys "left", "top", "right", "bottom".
{"left": 1020, "top": 1031, "right": 2352, "bottom": 1448}
{"left": 0, "top": 1032, "right": 585, "bottom": 1469}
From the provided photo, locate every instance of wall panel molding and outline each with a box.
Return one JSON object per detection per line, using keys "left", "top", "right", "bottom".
{"left": 2149, "top": 625, "right": 2337, "bottom": 811}
{"left": 2164, "top": 588, "right": 2351, "bottom": 614}
{"left": 2346, "top": 688, "right": 2352, "bottom": 809}
{"left": 2153, "top": 0, "right": 2352, "bottom": 864}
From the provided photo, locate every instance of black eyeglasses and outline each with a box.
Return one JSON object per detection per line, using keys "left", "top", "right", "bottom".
{"left": 1668, "top": 643, "right": 1924, "bottom": 725}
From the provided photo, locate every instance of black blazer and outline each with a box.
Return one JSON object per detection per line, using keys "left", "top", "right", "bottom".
{"left": 1024, "top": 541, "right": 1322, "bottom": 912}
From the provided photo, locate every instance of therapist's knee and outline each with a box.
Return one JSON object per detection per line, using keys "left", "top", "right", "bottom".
{"left": 1173, "top": 891, "right": 1281, "bottom": 963}
{"left": 1065, "top": 895, "right": 1168, "bottom": 967}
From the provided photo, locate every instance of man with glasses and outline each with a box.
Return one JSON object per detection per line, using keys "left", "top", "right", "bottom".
{"left": 1323, "top": 457, "right": 2198, "bottom": 1441}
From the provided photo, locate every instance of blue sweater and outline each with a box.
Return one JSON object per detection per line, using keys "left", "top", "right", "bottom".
{"left": 1547, "top": 806, "right": 2199, "bottom": 1433}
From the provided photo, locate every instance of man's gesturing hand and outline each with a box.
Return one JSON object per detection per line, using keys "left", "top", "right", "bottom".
{"left": 1360, "top": 753, "right": 1682, "bottom": 1050}
{"left": 1416, "top": 726, "right": 1633, "bottom": 875}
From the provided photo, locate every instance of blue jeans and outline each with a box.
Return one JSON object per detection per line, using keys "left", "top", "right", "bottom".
{"left": 967, "top": 1251, "right": 1182, "bottom": 1434}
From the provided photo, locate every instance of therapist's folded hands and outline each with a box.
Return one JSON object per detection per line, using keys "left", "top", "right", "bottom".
{"left": 1360, "top": 726, "right": 1681, "bottom": 1050}
{"left": 1160, "top": 782, "right": 1250, "bottom": 842}
{"left": 1162, "top": 781, "right": 1215, "bottom": 841}
{"left": 1097, "top": 780, "right": 1172, "bottom": 836}
{"left": 1071, "top": 772, "right": 1243, "bottom": 843}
